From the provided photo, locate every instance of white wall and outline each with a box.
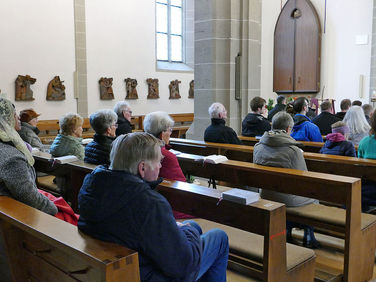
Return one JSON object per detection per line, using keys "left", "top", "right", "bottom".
{"left": 85, "top": 0, "right": 194, "bottom": 116}
{"left": 0, "top": 0, "right": 194, "bottom": 120}
{"left": 261, "top": 0, "right": 373, "bottom": 110}
{"left": 0, "top": 0, "right": 76, "bottom": 119}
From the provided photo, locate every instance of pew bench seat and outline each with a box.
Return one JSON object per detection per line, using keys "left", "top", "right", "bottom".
{"left": 287, "top": 203, "right": 376, "bottom": 232}
{"left": 194, "top": 218, "right": 315, "bottom": 273}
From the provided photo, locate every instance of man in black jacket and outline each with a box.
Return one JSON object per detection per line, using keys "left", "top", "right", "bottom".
{"left": 335, "top": 99, "right": 351, "bottom": 120}
{"left": 113, "top": 101, "right": 133, "bottom": 136}
{"left": 242, "top": 97, "right": 271, "bottom": 137}
{"left": 267, "top": 95, "right": 286, "bottom": 121}
{"left": 204, "top": 102, "right": 242, "bottom": 144}
{"left": 312, "top": 100, "right": 341, "bottom": 135}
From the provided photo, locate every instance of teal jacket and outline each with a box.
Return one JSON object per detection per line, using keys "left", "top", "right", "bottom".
{"left": 358, "top": 135, "right": 376, "bottom": 159}
{"left": 50, "top": 134, "right": 84, "bottom": 160}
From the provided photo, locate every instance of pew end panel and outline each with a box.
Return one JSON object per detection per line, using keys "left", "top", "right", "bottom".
{"left": 0, "top": 197, "right": 140, "bottom": 282}
{"left": 157, "top": 180, "right": 316, "bottom": 281}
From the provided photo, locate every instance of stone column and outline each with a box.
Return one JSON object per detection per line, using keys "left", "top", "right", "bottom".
{"left": 74, "top": 0, "right": 88, "bottom": 118}
{"left": 187, "top": 0, "right": 262, "bottom": 140}
{"left": 370, "top": 0, "right": 376, "bottom": 105}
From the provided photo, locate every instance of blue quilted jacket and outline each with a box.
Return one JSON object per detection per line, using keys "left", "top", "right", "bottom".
{"left": 84, "top": 134, "right": 115, "bottom": 165}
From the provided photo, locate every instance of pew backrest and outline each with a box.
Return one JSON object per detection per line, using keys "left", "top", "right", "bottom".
{"left": 0, "top": 196, "right": 140, "bottom": 281}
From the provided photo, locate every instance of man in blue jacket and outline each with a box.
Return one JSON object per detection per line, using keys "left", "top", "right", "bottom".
{"left": 78, "top": 132, "right": 229, "bottom": 281}
{"left": 291, "top": 97, "right": 323, "bottom": 142}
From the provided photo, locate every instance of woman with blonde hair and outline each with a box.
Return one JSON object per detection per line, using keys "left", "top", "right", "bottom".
{"left": 50, "top": 113, "right": 84, "bottom": 160}
{"left": 343, "top": 106, "right": 370, "bottom": 145}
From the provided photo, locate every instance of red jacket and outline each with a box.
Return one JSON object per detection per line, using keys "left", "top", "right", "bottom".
{"left": 160, "top": 145, "right": 186, "bottom": 182}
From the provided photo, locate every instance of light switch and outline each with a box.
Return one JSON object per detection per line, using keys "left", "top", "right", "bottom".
{"left": 355, "top": 34, "right": 369, "bottom": 45}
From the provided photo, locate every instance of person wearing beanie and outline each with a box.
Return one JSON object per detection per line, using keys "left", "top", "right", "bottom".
{"left": 319, "top": 121, "right": 356, "bottom": 157}
{"left": 18, "top": 108, "right": 43, "bottom": 149}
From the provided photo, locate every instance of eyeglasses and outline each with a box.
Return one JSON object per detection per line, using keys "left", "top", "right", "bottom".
{"left": 125, "top": 110, "right": 132, "bottom": 114}
{"left": 111, "top": 123, "right": 118, "bottom": 128}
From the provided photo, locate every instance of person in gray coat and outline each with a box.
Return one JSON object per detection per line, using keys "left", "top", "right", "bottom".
{"left": 253, "top": 111, "right": 319, "bottom": 248}
{"left": 0, "top": 98, "right": 57, "bottom": 215}
{"left": 18, "top": 108, "right": 43, "bottom": 149}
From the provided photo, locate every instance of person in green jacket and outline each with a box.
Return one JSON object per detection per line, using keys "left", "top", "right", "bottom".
{"left": 50, "top": 113, "right": 84, "bottom": 160}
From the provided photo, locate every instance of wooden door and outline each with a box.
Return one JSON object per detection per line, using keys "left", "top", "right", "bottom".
{"left": 273, "top": 0, "right": 321, "bottom": 94}
{"left": 294, "top": 0, "right": 321, "bottom": 92}
{"left": 273, "top": 0, "right": 296, "bottom": 93}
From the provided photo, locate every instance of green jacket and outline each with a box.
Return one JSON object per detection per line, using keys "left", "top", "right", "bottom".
{"left": 50, "top": 134, "right": 84, "bottom": 160}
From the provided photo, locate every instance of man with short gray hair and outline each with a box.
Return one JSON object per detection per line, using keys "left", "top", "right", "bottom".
{"left": 362, "top": 104, "right": 374, "bottom": 124}
{"left": 254, "top": 111, "right": 319, "bottom": 248}
{"left": 267, "top": 95, "right": 286, "bottom": 121}
{"left": 204, "top": 102, "right": 241, "bottom": 144}
{"left": 113, "top": 101, "right": 132, "bottom": 136}
{"left": 78, "top": 132, "right": 229, "bottom": 281}
{"left": 312, "top": 100, "right": 340, "bottom": 135}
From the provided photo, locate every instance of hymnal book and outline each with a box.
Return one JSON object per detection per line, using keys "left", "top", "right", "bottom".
{"left": 222, "top": 189, "right": 260, "bottom": 205}
{"left": 53, "top": 155, "right": 79, "bottom": 164}
{"left": 203, "top": 155, "right": 228, "bottom": 164}
{"left": 82, "top": 138, "right": 93, "bottom": 145}
{"left": 169, "top": 149, "right": 181, "bottom": 155}
{"left": 31, "top": 148, "right": 40, "bottom": 155}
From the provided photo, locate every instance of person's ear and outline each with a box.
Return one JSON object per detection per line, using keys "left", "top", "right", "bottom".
{"left": 138, "top": 161, "right": 145, "bottom": 178}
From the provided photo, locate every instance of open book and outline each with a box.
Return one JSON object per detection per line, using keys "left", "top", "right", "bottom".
{"left": 82, "top": 138, "right": 93, "bottom": 145}
{"left": 53, "top": 155, "right": 79, "bottom": 164}
{"left": 169, "top": 149, "right": 181, "bottom": 155}
{"left": 203, "top": 155, "right": 228, "bottom": 164}
{"left": 222, "top": 189, "right": 260, "bottom": 205}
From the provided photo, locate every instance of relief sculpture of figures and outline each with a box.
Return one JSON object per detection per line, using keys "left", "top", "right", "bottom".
{"left": 169, "top": 79, "right": 181, "bottom": 99}
{"left": 146, "top": 78, "right": 159, "bottom": 99}
{"left": 46, "top": 76, "right": 66, "bottom": 101}
{"left": 15, "top": 75, "right": 36, "bottom": 101}
{"left": 99, "top": 77, "right": 114, "bottom": 100}
{"left": 124, "top": 78, "right": 138, "bottom": 99}
{"left": 188, "top": 80, "right": 194, "bottom": 99}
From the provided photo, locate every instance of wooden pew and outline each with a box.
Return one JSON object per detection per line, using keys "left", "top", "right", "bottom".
{"left": 37, "top": 118, "right": 94, "bottom": 144}
{"left": 174, "top": 154, "right": 376, "bottom": 282}
{"left": 158, "top": 180, "right": 315, "bottom": 281}
{"left": 31, "top": 152, "right": 315, "bottom": 281}
{"left": 132, "top": 113, "right": 193, "bottom": 138}
{"left": 238, "top": 135, "right": 359, "bottom": 153}
{"left": 31, "top": 154, "right": 316, "bottom": 281}
{"left": 169, "top": 138, "right": 374, "bottom": 182}
{"left": 37, "top": 113, "right": 193, "bottom": 144}
{"left": 32, "top": 147, "right": 376, "bottom": 281}
{"left": 33, "top": 151, "right": 96, "bottom": 212}
{"left": 0, "top": 196, "right": 140, "bottom": 281}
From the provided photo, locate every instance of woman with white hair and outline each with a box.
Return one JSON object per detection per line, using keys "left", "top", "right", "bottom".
{"left": 143, "top": 111, "right": 186, "bottom": 182}
{"left": 113, "top": 101, "right": 132, "bottom": 136}
{"left": 0, "top": 98, "right": 57, "bottom": 215}
{"left": 204, "top": 102, "right": 242, "bottom": 144}
{"left": 343, "top": 106, "right": 371, "bottom": 145}
{"left": 84, "top": 109, "right": 118, "bottom": 165}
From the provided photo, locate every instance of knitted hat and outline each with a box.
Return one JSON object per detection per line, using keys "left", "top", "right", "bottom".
{"left": 19, "top": 109, "right": 40, "bottom": 123}
{"left": 332, "top": 125, "right": 350, "bottom": 136}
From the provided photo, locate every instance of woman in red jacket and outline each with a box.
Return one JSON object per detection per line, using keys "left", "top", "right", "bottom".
{"left": 143, "top": 111, "right": 192, "bottom": 219}
{"left": 143, "top": 111, "right": 186, "bottom": 181}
